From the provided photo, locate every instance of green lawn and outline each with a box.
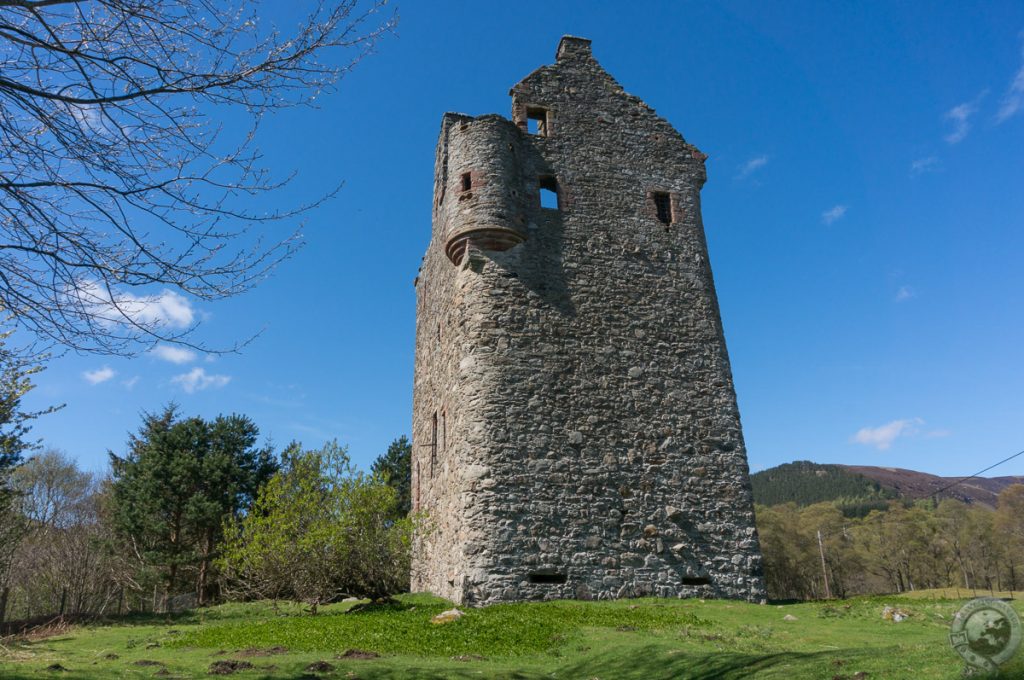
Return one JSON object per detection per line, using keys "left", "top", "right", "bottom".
{"left": 2, "top": 593, "right": 1021, "bottom": 679}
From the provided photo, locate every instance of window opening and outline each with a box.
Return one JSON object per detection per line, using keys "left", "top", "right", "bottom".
{"left": 527, "top": 107, "right": 549, "bottom": 136}
{"left": 460, "top": 172, "right": 472, "bottom": 191}
{"left": 539, "top": 175, "right": 558, "bottom": 210}
{"left": 528, "top": 572, "right": 567, "bottom": 584}
{"left": 431, "top": 412, "right": 438, "bottom": 475}
{"left": 653, "top": 191, "right": 672, "bottom": 225}
{"left": 440, "top": 410, "right": 446, "bottom": 453}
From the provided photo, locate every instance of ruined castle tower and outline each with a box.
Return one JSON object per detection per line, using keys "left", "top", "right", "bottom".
{"left": 412, "top": 36, "right": 766, "bottom": 605}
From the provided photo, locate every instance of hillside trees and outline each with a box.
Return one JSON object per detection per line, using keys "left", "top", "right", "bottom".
{"left": 109, "top": 406, "right": 276, "bottom": 607}
{"left": 220, "top": 441, "right": 414, "bottom": 612}
{"left": 757, "top": 488, "right": 1024, "bottom": 600}
{"left": 0, "top": 0, "right": 395, "bottom": 355}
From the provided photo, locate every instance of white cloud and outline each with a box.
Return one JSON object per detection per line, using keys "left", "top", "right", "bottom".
{"left": 910, "top": 156, "right": 940, "bottom": 176}
{"left": 83, "top": 366, "right": 115, "bottom": 385}
{"left": 171, "top": 367, "right": 230, "bottom": 394}
{"left": 895, "top": 285, "right": 915, "bottom": 302}
{"left": 122, "top": 376, "right": 140, "bottom": 390}
{"left": 852, "top": 418, "right": 923, "bottom": 450}
{"left": 72, "top": 279, "right": 195, "bottom": 329}
{"left": 151, "top": 344, "right": 198, "bottom": 364}
{"left": 737, "top": 155, "right": 769, "bottom": 179}
{"left": 996, "top": 36, "right": 1024, "bottom": 123}
{"left": 944, "top": 96, "right": 984, "bottom": 144}
{"left": 821, "top": 204, "right": 848, "bottom": 225}
{"left": 927, "top": 428, "right": 952, "bottom": 439}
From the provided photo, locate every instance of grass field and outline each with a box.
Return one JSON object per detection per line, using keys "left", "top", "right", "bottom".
{"left": 2, "top": 592, "right": 1022, "bottom": 679}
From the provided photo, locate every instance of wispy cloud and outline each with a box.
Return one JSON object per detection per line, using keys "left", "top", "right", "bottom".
{"left": 83, "top": 366, "right": 115, "bottom": 385}
{"left": 910, "top": 156, "right": 940, "bottom": 176}
{"left": 72, "top": 279, "right": 195, "bottom": 330}
{"left": 996, "top": 35, "right": 1024, "bottom": 123}
{"left": 151, "top": 344, "right": 197, "bottom": 364}
{"left": 821, "top": 204, "right": 848, "bottom": 225}
{"left": 894, "top": 285, "right": 915, "bottom": 302}
{"left": 122, "top": 375, "right": 140, "bottom": 390}
{"left": 737, "top": 155, "right": 769, "bottom": 179}
{"left": 171, "top": 367, "right": 230, "bottom": 393}
{"left": 944, "top": 93, "right": 986, "bottom": 144}
{"left": 852, "top": 418, "right": 924, "bottom": 450}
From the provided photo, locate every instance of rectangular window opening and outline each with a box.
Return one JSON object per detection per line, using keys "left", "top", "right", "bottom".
{"left": 539, "top": 175, "right": 559, "bottom": 210}
{"left": 681, "top": 577, "right": 711, "bottom": 586}
{"left": 440, "top": 410, "right": 446, "bottom": 454}
{"left": 653, "top": 191, "right": 672, "bottom": 225}
{"left": 526, "top": 107, "right": 549, "bottom": 136}
{"left": 528, "top": 572, "right": 567, "bottom": 584}
{"left": 460, "top": 172, "right": 472, "bottom": 191}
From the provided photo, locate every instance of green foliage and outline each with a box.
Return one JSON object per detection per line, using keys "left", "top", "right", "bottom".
{"left": 372, "top": 435, "right": 411, "bottom": 517}
{"left": 220, "top": 441, "right": 415, "bottom": 611}
{"left": 751, "top": 461, "right": 897, "bottom": 511}
{"left": 108, "top": 405, "right": 276, "bottom": 604}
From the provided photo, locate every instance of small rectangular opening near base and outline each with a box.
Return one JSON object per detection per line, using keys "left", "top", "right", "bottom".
{"left": 682, "top": 577, "right": 711, "bottom": 586}
{"left": 528, "top": 572, "right": 567, "bottom": 584}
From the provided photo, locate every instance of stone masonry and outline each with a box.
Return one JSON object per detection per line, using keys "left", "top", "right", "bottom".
{"left": 411, "top": 36, "right": 766, "bottom": 606}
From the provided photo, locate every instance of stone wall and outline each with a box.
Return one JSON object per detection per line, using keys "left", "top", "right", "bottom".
{"left": 412, "top": 36, "right": 766, "bottom": 605}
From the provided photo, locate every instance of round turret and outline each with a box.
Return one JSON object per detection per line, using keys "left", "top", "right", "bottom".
{"left": 437, "top": 116, "right": 528, "bottom": 265}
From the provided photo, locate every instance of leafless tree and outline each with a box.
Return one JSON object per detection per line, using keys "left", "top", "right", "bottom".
{"left": 0, "top": 0, "right": 395, "bottom": 355}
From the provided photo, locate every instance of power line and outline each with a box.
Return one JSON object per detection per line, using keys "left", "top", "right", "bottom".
{"left": 929, "top": 447, "right": 1024, "bottom": 499}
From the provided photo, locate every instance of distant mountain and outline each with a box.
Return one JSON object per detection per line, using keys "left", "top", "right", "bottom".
{"left": 751, "top": 461, "right": 1024, "bottom": 511}
{"left": 750, "top": 461, "right": 896, "bottom": 515}
{"left": 841, "top": 465, "right": 1024, "bottom": 509}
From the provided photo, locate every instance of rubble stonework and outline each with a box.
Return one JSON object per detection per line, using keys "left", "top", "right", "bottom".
{"left": 411, "top": 36, "right": 767, "bottom": 606}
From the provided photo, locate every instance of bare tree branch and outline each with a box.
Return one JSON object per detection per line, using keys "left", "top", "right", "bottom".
{"left": 0, "top": 0, "right": 396, "bottom": 355}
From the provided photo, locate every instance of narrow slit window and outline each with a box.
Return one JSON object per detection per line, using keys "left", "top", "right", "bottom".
{"left": 539, "top": 175, "right": 558, "bottom": 210}
{"left": 527, "top": 107, "right": 549, "bottom": 136}
{"left": 528, "top": 572, "right": 567, "bottom": 584}
{"left": 440, "top": 410, "right": 446, "bottom": 453}
{"left": 460, "top": 172, "right": 472, "bottom": 191}
{"left": 431, "top": 411, "right": 438, "bottom": 475}
{"left": 653, "top": 191, "right": 672, "bottom": 225}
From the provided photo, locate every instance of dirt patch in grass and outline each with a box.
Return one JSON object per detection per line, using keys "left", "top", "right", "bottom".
{"left": 209, "top": 660, "right": 254, "bottom": 675}
{"left": 132, "top": 659, "right": 164, "bottom": 666}
{"left": 336, "top": 649, "right": 379, "bottom": 660}
{"left": 305, "top": 660, "right": 335, "bottom": 672}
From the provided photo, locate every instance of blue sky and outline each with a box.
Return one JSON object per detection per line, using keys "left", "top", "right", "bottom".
{"left": 22, "top": 1, "right": 1024, "bottom": 478}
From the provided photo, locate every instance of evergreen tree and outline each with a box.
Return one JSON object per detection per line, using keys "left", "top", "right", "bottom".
{"left": 372, "top": 435, "right": 411, "bottom": 518}
{"left": 109, "top": 405, "right": 276, "bottom": 607}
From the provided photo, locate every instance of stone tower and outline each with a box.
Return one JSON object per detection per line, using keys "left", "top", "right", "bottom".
{"left": 412, "top": 36, "right": 766, "bottom": 606}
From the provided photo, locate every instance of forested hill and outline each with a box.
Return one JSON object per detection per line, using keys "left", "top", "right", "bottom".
{"left": 752, "top": 460, "right": 1024, "bottom": 510}
{"left": 750, "top": 461, "right": 896, "bottom": 511}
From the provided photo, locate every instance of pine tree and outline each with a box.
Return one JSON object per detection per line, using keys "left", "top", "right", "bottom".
{"left": 372, "top": 436, "right": 411, "bottom": 518}
{"left": 109, "top": 405, "right": 276, "bottom": 607}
